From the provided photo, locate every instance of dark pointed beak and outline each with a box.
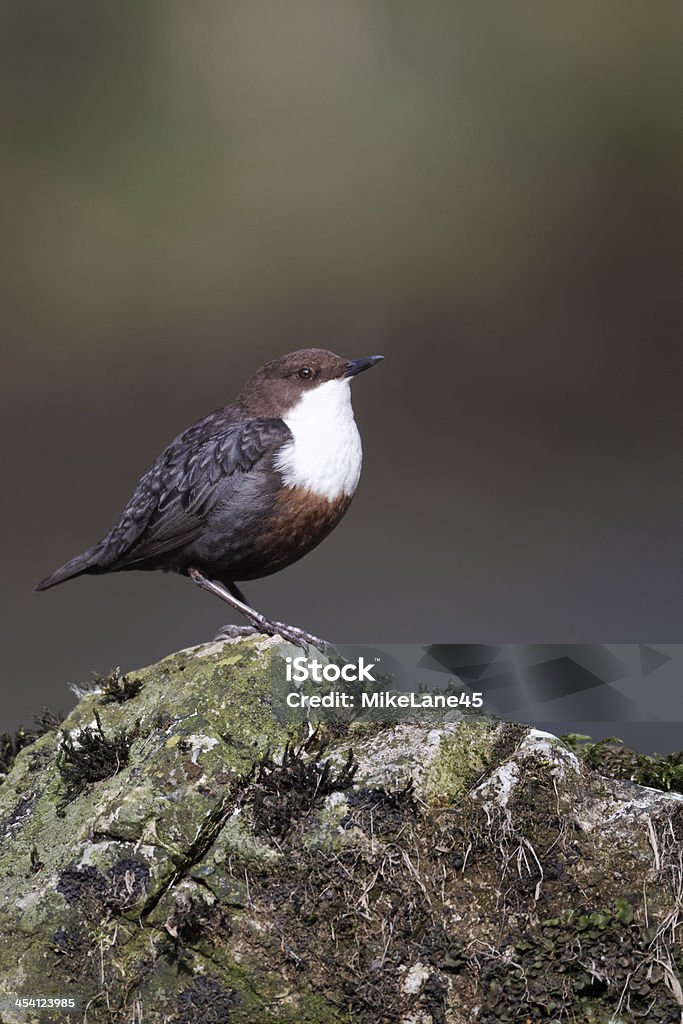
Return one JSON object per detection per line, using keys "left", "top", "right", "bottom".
{"left": 344, "top": 355, "right": 384, "bottom": 378}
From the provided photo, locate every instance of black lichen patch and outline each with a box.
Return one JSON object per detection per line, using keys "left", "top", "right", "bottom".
{"left": 172, "top": 976, "right": 237, "bottom": 1024}
{"left": 57, "top": 859, "right": 151, "bottom": 913}
{"left": 51, "top": 925, "right": 86, "bottom": 959}
{"left": 98, "top": 667, "right": 143, "bottom": 705}
{"left": 57, "top": 864, "right": 107, "bottom": 906}
{"left": 52, "top": 926, "right": 74, "bottom": 951}
{"left": 57, "top": 711, "right": 132, "bottom": 806}
{"left": 0, "top": 708, "right": 64, "bottom": 780}
{"left": 248, "top": 738, "right": 357, "bottom": 840}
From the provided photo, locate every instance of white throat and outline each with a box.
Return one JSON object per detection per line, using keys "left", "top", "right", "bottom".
{"left": 274, "top": 379, "right": 362, "bottom": 501}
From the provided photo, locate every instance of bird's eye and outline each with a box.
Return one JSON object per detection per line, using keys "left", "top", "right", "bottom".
{"left": 297, "top": 367, "right": 314, "bottom": 380}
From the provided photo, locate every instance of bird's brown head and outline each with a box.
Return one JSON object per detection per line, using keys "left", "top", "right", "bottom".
{"left": 236, "top": 348, "right": 383, "bottom": 418}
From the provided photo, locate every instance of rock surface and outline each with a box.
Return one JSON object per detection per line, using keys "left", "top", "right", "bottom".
{"left": 0, "top": 637, "right": 682, "bottom": 1023}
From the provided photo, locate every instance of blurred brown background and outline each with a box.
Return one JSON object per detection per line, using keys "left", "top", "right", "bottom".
{"left": 1, "top": 2, "right": 682, "bottom": 731}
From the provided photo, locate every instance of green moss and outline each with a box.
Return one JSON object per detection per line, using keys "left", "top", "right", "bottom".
{"left": 210, "top": 810, "right": 283, "bottom": 867}
{"left": 422, "top": 717, "right": 512, "bottom": 805}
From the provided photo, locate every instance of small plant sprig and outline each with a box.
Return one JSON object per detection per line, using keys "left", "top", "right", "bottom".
{"left": 57, "top": 711, "right": 131, "bottom": 806}
{"left": 0, "top": 708, "right": 64, "bottom": 781}
{"left": 98, "top": 667, "right": 143, "bottom": 705}
{"left": 248, "top": 735, "right": 357, "bottom": 839}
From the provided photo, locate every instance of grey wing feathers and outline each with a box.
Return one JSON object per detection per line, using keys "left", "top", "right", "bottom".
{"left": 100, "top": 417, "right": 290, "bottom": 567}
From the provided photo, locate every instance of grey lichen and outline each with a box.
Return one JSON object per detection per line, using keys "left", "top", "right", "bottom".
{"left": 0, "top": 637, "right": 681, "bottom": 1023}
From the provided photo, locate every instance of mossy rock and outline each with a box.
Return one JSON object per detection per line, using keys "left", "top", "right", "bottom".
{"left": 0, "top": 637, "right": 681, "bottom": 1023}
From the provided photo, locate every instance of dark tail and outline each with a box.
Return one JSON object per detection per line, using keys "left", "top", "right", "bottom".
{"left": 35, "top": 546, "right": 103, "bottom": 591}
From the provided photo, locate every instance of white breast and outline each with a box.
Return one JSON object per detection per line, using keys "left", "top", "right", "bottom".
{"left": 274, "top": 379, "right": 363, "bottom": 501}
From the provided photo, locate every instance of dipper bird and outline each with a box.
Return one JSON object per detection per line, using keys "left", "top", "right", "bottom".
{"left": 36, "top": 349, "right": 383, "bottom": 648}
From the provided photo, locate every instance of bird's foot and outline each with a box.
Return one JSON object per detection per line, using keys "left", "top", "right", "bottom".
{"left": 261, "top": 619, "right": 331, "bottom": 654}
{"left": 239, "top": 608, "right": 333, "bottom": 654}
{"left": 215, "top": 615, "right": 332, "bottom": 654}
{"left": 214, "top": 624, "right": 259, "bottom": 641}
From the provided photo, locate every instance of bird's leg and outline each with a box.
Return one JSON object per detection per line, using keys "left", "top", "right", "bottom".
{"left": 212, "top": 582, "right": 258, "bottom": 639}
{"left": 188, "top": 567, "right": 330, "bottom": 653}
